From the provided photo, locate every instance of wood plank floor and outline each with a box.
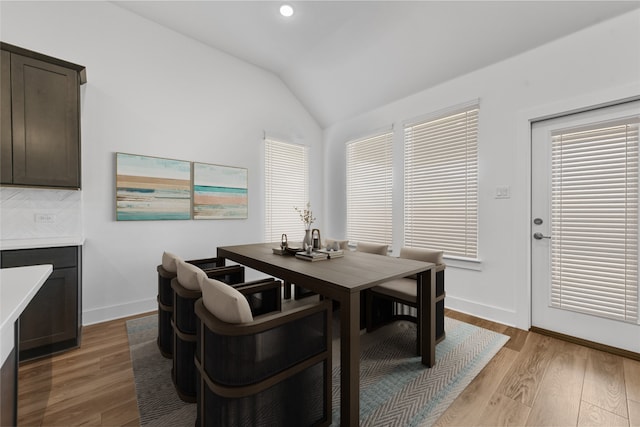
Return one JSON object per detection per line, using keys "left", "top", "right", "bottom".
{"left": 438, "top": 310, "right": 640, "bottom": 427}
{"left": 17, "top": 309, "right": 640, "bottom": 426}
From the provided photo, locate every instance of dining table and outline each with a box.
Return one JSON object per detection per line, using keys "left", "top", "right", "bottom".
{"left": 216, "top": 242, "right": 436, "bottom": 427}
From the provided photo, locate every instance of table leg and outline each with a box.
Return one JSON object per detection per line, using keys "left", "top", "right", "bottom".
{"left": 340, "top": 292, "right": 360, "bottom": 426}
{"left": 419, "top": 268, "right": 436, "bottom": 367}
{"left": 283, "top": 280, "right": 292, "bottom": 299}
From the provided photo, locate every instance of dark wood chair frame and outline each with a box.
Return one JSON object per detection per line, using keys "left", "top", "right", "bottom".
{"left": 366, "top": 264, "right": 446, "bottom": 354}
{"left": 170, "top": 267, "right": 281, "bottom": 403}
{"left": 194, "top": 297, "right": 332, "bottom": 427}
{"left": 157, "top": 257, "right": 235, "bottom": 358}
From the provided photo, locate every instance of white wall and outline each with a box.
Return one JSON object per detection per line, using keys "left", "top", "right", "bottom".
{"left": 0, "top": 1, "right": 323, "bottom": 324}
{"left": 323, "top": 9, "right": 640, "bottom": 330}
{"left": 3, "top": 2, "right": 639, "bottom": 332}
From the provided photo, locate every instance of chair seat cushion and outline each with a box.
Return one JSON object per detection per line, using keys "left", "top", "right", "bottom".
{"left": 199, "top": 275, "right": 253, "bottom": 324}
{"left": 372, "top": 278, "right": 417, "bottom": 304}
{"left": 162, "top": 251, "right": 181, "bottom": 273}
{"left": 176, "top": 259, "right": 205, "bottom": 291}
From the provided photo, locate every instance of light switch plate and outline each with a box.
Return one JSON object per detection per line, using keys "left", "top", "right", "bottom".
{"left": 495, "top": 186, "right": 511, "bottom": 199}
{"left": 35, "top": 213, "right": 56, "bottom": 223}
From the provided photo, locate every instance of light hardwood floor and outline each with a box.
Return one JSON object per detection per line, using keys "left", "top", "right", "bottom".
{"left": 17, "top": 309, "right": 640, "bottom": 426}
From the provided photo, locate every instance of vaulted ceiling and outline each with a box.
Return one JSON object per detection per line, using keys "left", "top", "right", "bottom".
{"left": 114, "top": 1, "right": 640, "bottom": 128}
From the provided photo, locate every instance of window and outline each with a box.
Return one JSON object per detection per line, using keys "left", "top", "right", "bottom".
{"left": 346, "top": 131, "right": 393, "bottom": 245}
{"left": 404, "top": 104, "right": 479, "bottom": 259}
{"left": 550, "top": 118, "right": 639, "bottom": 323}
{"left": 264, "top": 138, "right": 309, "bottom": 243}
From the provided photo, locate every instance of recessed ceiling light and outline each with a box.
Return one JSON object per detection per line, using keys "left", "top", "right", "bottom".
{"left": 280, "top": 4, "right": 294, "bottom": 17}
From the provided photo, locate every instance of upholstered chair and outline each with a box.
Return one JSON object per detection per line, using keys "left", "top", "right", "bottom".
{"left": 170, "top": 259, "right": 281, "bottom": 402}
{"left": 157, "top": 252, "right": 180, "bottom": 358}
{"left": 171, "top": 260, "right": 206, "bottom": 402}
{"left": 366, "top": 247, "right": 446, "bottom": 354}
{"left": 195, "top": 276, "right": 332, "bottom": 427}
{"left": 355, "top": 241, "right": 389, "bottom": 255}
{"left": 351, "top": 241, "right": 390, "bottom": 327}
{"left": 324, "top": 238, "right": 349, "bottom": 250}
{"left": 157, "top": 252, "right": 246, "bottom": 358}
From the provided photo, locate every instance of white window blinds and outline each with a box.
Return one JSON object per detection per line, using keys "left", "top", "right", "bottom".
{"left": 550, "top": 118, "right": 639, "bottom": 323}
{"left": 264, "top": 139, "right": 309, "bottom": 243}
{"left": 404, "top": 105, "right": 479, "bottom": 259}
{"left": 346, "top": 131, "right": 393, "bottom": 245}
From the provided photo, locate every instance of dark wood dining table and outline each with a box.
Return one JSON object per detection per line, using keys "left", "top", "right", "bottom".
{"left": 217, "top": 242, "right": 436, "bottom": 427}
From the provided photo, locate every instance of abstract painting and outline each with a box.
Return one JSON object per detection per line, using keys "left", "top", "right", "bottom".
{"left": 193, "top": 162, "right": 248, "bottom": 219}
{"left": 116, "top": 153, "right": 191, "bottom": 221}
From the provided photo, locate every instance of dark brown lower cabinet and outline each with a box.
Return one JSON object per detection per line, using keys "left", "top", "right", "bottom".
{"left": 0, "top": 246, "right": 82, "bottom": 361}
{"left": 0, "top": 331, "right": 17, "bottom": 426}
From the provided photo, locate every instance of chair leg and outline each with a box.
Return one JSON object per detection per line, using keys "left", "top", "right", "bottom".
{"left": 365, "top": 290, "right": 374, "bottom": 333}
{"left": 416, "top": 307, "right": 421, "bottom": 356}
{"left": 283, "top": 280, "right": 292, "bottom": 299}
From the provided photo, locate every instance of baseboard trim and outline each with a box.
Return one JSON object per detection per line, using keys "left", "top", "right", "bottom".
{"left": 445, "top": 295, "right": 518, "bottom": 328}
{"left": 82, "top": 298, "right": 156, "bottom": 326}
{"left": 530, "top": 326, "right": 640, "bottom": 361}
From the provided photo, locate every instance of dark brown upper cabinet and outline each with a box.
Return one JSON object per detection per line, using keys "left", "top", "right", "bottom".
{"left": 1, "top": 43, "right": 86, "bottom": 189}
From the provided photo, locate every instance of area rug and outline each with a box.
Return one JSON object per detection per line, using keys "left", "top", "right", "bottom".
{"left": 127, "top": 314, "right": 509, "bottom": 426}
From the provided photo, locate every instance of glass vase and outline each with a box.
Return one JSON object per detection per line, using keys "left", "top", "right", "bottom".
{"left": 303, "top": 229, "right": 313, "bottom": 250}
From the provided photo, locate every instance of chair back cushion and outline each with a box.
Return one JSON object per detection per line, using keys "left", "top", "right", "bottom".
{"left": 176, "top": 259, "right": 205, "bottom": 291}
{"left": 325, "top": 238, "right": 349, "bottom": 250}
{"left": 399, "top": 247, "right": 444, "bottom": 265}
{"left": 399, "top": 247, "right": 444, "bottom": 280}
{"left": 356, "top": 241, "right": 389, "bottom": 255}
{"left": 199, "top": 275, "right": 253, "bottom": 324}
{"left": 162, "top": 251, "right": 181, "bottom": 273}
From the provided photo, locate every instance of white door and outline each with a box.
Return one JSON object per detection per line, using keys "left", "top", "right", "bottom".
{"left": 531, "top": 100, "right": 640, "bottom": 354}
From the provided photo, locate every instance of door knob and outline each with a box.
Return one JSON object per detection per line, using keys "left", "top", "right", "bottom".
{"left": 533, "top": 232, "right": 551, "bottom": 240}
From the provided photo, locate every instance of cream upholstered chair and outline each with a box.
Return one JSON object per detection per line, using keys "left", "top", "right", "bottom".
{"left": 355, "top": 241, "right": 389, "bottom": 255}
{"left": 366, "top": 247, "right": 446, "bottom": 353}
{"left": 352, "top": 241, "right": 390, "bottom": 328}
{"left": 157, "top": 252, "right": 233, "bottom": 358}
{"left": 195, "top": 276, "right": 332, "bottom": 427}
{"left": 171, "top": 260, "right": 208, "bottom": 402}
{"left": 156, "top": 251, "right": 229, "bottom": 359}
{"left": 324, "top": 238, "right": 349, "bottom": 250}
{"left": 170, "top": 259, "right": 281, "bottom": 402}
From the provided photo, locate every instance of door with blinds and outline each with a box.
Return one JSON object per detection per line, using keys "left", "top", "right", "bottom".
{"left": 531, "top": 100, "right": 640, "bottom": 353}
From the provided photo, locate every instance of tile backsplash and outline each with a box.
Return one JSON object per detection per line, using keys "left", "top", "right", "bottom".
{"left": 0, "top": 187, "right": 82, "bottom": 240}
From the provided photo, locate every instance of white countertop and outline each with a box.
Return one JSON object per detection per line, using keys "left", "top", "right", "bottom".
{"left": 0, "top": 265, "right": 53, "bottom": 365}
{"left": 0, "top": 236, "right": 84, "bottom": 251}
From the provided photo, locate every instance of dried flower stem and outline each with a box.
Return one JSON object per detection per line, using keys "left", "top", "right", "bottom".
{"left": 294, "top": 202, "right": 316, "bottom": 230}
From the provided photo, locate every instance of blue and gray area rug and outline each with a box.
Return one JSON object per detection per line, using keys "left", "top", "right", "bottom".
{"left": 127, "top": 314, "right": 509, "bottom": 426}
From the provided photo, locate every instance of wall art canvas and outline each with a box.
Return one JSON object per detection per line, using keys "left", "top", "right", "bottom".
{"left": 116, "top": 153, "right": 191, "bottom": 221}
{"left": 193, "top": 162, "right": 248, "bottom": 219}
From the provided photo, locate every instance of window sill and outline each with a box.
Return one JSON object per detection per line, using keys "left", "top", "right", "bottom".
{"left": 443, "top": 256, "right": 482, "bottom": 271}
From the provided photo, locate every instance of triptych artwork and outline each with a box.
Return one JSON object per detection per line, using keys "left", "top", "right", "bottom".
{"left": 115, "top": 153, "right": 248, "bottom": 221}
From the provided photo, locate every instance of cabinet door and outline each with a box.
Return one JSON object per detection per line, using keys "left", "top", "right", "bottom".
{"left": 11, "top": 54, "right": 79, "bottom": 188}
{"left": 19, "top": 267, "right": 77, "bottom": 353}
{"left": 1, "top": 50, "right": 11, "bottom": 184}
{"left": 0, "top": 346, "right": 17, "bottom": 426}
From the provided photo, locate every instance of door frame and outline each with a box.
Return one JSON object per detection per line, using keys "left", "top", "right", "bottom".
{"left": 529, "top": 101, "right": 640, "bottom": 354}
{"left": 513, "top": 85, "right": 640, "bottom": 333}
